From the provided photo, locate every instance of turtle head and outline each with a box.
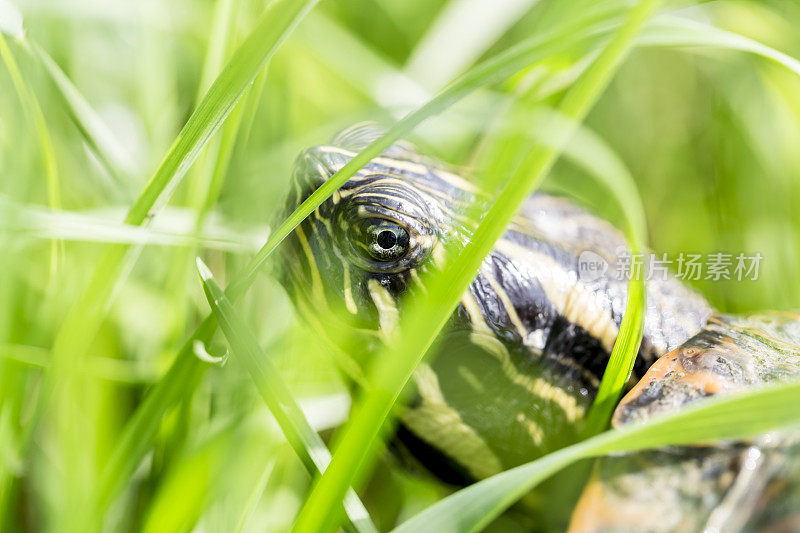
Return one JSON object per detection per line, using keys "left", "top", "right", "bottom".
{"left": 279, "top": 123, "right": 480, "bottom": 342}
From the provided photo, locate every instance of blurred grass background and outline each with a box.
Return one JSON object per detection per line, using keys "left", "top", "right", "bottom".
{"left": 2, "top": 0, "right": 800, "bottom": 531}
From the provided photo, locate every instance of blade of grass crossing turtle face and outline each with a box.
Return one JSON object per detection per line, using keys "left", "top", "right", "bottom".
{"left": 471, "top": 101, "right": 649, "bottom": 435}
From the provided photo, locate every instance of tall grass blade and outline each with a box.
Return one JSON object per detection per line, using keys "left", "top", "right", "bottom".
{"left": 1, "top": 197, "right": 254, "bottom": 250}
{"left": 27, "top": 40, "right": 137, "bottom": 188}
{"left": 586, "top": 279, "right": 645, "bottom": 431}
{"left": 393, "top": 379, "right": 800, "bottom": 533}
{"left": 550, "top": 114, "right": 648, "bottom": 433}
{"left": 488, "top": 107, "right": 648, "bottom": 433}
{"left": 0, "top": 33, "right": 61, "bottom": 273}
{"left": 141, "top": 431, "right": 238, "bottom": 533}
{"left": 197, "top": 258, "right": 378, "bottom": 533}
{"left": 195, "top": 0, "right": 240, "bottom": 101}
{"left": 0, "top": 343, "right": 158, "bottom": 383}
{"left": 642, "top": 15, "right": 800, "bottom": 75}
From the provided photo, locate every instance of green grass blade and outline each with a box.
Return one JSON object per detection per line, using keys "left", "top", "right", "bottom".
{"left": 393, "top": 379, "right": 800, "bottom": 533}
{"left": 194, "top": 0, "right": 239, "bottom": 102}
{"left": 0, "top": 33, "right": 62, "bottom": 274}
{"left": 292, "top": 3, "right": 659, "bottom": 532}
{"left": 196, "top": 259, "right": 378, "bottom": 533}
{"left": 586, "top": 279, "right": 645, "bottom": 431}
{"left": 486, "top": 106, "right": 648, "bottom": 433}
{"left": 122, "top": 0, "right": 318, "bottom": 228}
{"left": 0, "top": 197, "right": 254, "bottom": 251}
{"left": 25, "top": 39, "right": 136, "bottom": 188}
{"left": 139, "top": 421, "right": 277, "bottom": 533}
{"left": 556, "top": 115, "right": 648, "bottom": 434}
{"left": 233, "top": 457, "right": 275, "bottom": 533}
{"left": 141, "top": 430, "right": 237, "bottom": 533}
{"left": 0, "top": 343, "right": 158, "bottom": 383}
{"left": 223, "top": 66, "right": 268, "bottom": 167}
{"left": 642, "top": 15, "right": 800, "bottom": 75}
{"left": 0, "top": 35, "right": 59, "bottom": 210}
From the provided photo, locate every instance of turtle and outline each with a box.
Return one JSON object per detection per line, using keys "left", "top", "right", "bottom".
{"left": 278, "top": 123, "right": 799, "bottom": 530}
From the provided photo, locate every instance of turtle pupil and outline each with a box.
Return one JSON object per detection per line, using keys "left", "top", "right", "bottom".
{"left": 377, "top": 230, "right": 397, "bottom": 249}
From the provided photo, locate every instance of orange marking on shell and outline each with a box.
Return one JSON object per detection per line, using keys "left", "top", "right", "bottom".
{"left": 567, "top": 477, "right": 614, "bottom": 533}
{"left": 567, "top": 472, "right": 661, "bottom": 532}
{"left": 677, "top": 371, "right": 734, "bottom": 395}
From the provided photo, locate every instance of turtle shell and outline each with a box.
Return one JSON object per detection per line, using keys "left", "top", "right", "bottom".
{"left": 569, "top": 312, "right": 800, "bottom": 533}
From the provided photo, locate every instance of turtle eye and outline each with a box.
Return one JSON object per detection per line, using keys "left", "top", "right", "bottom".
{"left": 349, "top": 219, "right": 410, "bottom": 262}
